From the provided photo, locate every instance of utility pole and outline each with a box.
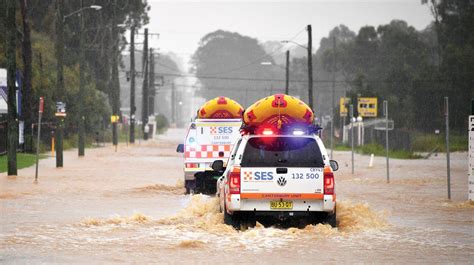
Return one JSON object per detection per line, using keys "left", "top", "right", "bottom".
{"left": 55, "top": 0, "right": 64, "bottom": 167}
{"left": 307, "top": 24, "right": 313, "bottom": 111}
{"left": 111, "top": 1, "right": 120, "bottom": 147}
{"left": 6, "top": 0, "right": 18, "bottom": 176}
{"left": 20, "top": 0, "right": 33, "bottom": 152}
{"left": 129, "top": 24, "right": 136, "bottom": 144}
{"left": 445, "top": 97, "right": 451, "bottom": 199}
{"left": 148, "top": 48, "right": 155, "bottom": 115}
{"left": 141, "top": 28, "right": 149, "bottom": 140}
{"left": 78, "top": 0, "right": 85, "bottom": 156}
{"left": 330, "top": 36, "right": 336, "bottom": 159}
{"left": 285, "top": 50, "right": 290, "bottom": 95}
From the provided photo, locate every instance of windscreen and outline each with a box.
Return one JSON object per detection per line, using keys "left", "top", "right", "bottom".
{"left": 241, "top": 137, "right": 324, "bottom": 167}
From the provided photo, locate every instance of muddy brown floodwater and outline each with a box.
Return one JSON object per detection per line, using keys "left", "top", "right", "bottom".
{"left": 1, "top": 128, "right": 473, "bottom": 264}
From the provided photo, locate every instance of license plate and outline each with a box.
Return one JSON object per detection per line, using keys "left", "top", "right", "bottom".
{"left": 270, "top": 201, "right": 293, "bottom": 209}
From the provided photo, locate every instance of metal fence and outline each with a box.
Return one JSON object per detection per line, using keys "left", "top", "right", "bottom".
{"left": 342, "top": 119, "right": 412, "bottom": 151}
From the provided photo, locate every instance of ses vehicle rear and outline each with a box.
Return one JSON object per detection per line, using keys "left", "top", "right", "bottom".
{"left": 177, "top": 97, "right": 244, "bottom": 194}
{"left": 214, "top": 94, "right": 339, "bottom": 229}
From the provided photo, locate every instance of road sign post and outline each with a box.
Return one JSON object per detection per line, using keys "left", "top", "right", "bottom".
{"left": 34, "top": 97, "right": 44, "bottom": 183}
{"left": 350, "top": 104, "right": 354, "bottom": 175}
{"left": 445, "top": 97, "right": 451, "bottom": 200}
{"left": 383, "top": 100, "right": 390, "bottom": 183}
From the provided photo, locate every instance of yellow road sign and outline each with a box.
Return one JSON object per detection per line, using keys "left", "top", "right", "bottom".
{"left": 110, "top": 115, "right": 120, "bottom": 123}
{"left": 357, "top": 97, "right": 378, "bottom": 117}
{"left": 340, "top": 97, "right": 350, "bottom": 117}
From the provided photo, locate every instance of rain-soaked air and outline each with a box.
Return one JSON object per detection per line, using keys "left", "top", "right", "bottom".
{"left": 1, "top": 1, "right": 473, "bottom": 264}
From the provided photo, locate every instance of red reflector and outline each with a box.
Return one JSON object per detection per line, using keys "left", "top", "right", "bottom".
{"left": 324, "top": 171, "right": 334, "bottom": 195}
{"left": 229, "top": 166, "right": 241, "bottom": 194}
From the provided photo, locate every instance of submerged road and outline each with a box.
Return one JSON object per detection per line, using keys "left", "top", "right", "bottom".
{"left": 1, "top": 128, "right": 473, "bottom": 263}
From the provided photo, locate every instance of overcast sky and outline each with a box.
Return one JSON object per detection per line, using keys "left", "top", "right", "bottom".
{"left": 144, "top": 0, "right": 434, "bottom": 66}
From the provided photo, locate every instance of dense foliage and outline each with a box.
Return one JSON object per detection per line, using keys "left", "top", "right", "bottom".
{"left": 191, "top": 30, "right": 285, "bottom": 106}
{"left": 301, "top": 0, "right": 473, "bottom": 133}
{"left": 0, "top": 0, "right": 150, "bottom": 148}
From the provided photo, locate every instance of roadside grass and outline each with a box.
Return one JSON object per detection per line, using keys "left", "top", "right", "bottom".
{"left": 332, "top": 143, "right": 422, "bottom": 159}
{"left": 0, "top": 153, "right": 47, "bottom": 173}
{"left": 357, "top": 143, "right": 422, "bottom": 159}
{"left": 412, "top": 134, "right": 467, "bottom": 152}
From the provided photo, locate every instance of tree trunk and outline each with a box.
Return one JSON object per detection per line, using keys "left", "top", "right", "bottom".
{"left": 7, "top": 0, "right": 18, "bottom": 175}
{"left": 20, "top": 0, "right": 33, "bottom": 152}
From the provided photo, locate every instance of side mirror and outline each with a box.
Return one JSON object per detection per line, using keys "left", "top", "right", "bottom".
{"left": 329, "top": 160, "right": 339, "bottom": 172}
{"left": 211, "top": 160, "right": 224, "bottom": 171}
{"left": 176, "top": 144, "right": 184, "bottom": 153}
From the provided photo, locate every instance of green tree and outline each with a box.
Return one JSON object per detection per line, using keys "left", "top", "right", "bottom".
{"left": 191, "top": 30, "right": 282, "bottom": 107}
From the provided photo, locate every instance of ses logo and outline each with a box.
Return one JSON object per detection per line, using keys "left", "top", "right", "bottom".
{"left": 210, "top": 126, "right": 233, "bottom": 135}
{"left": 243, "top": 171, "right": 273, "bottom": 181}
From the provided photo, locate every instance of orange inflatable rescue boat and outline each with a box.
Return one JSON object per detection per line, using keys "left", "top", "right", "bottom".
{"left": 244, "top": 94, "right": 314, "bottom": 129}
{"left": 197, "top": 96, "right": 244, "bottom": 119}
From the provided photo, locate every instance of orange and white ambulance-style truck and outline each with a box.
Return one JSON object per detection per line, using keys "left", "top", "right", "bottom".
{"left": 177, "top": 97, "right": 244, "bottom": 194}
{"left": 214, "top": 94, "right": 339, "bottom": 229}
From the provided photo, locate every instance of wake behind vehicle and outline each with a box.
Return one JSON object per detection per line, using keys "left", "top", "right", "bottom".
{"left": 177, "top": 97, "right": 244, "bottom": 194}
{"left": 214, "top": 94, "right": 338, "bottom": 229}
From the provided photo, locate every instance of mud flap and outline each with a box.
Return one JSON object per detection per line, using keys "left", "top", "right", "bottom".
{"left": 194, "top": 171, "right": 219, "bottom": 195}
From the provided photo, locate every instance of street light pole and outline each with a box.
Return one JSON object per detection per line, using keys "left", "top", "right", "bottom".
{"left": 330, "top": 36, "right": 336, "bottom": 159}
{"left": 59, "top": 3, "right": 101, "bottom": 158}
{"left": 55, "top": 0, "right": 65, "bottom": 167}
{"left": 307, "top": 25, "right": 313, "bottom": 111}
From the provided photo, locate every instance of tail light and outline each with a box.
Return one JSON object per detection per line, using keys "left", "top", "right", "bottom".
{"left": 228, "top": 166, "right": 241, "bottom": 194}
{"left": 324, "top": 170, "right": 334, "bottom": 195}
{"left": 185, "top": 163, "right": 198, "bottom": 168}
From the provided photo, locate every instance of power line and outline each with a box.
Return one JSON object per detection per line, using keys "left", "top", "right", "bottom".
{"left": 199, "top": 27, "right": 307, "bottom": 76}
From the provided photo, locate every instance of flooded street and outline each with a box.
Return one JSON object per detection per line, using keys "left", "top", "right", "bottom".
{"left": 1, "top": 128, "right": 473, "bottom": 264}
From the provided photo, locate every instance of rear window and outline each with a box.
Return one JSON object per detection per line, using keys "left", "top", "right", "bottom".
{"left": 241, "top": 137, "right": 324, "bottom": 167}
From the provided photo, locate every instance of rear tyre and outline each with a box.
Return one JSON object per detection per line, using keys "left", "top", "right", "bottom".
{"left": 324, "top": 210, "right": 337, "bottom": 228}
{"left": 224, "top": 204, "right": 241, "bottom": 230}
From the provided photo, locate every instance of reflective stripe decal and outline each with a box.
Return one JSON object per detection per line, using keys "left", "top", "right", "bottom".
{"left": 185, "top": 144, "right": 232, "bottom": 158}
{"left": 240, "top": 193, "right": 324, "bottom": 200}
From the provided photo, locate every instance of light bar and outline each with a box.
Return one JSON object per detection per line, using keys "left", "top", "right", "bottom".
{"left": 292, "top": 129, "right": 305, "bottom": 136}
{"left": 262, "top": 129, "right": 274, "bottom": 135}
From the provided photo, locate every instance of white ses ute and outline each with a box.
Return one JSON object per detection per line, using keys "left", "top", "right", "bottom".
{"left": 214, "top": 126, "right": 338, "bottom": 229}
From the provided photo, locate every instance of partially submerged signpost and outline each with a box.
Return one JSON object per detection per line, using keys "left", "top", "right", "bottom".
{"left": 34, "top": 97, "right": 44, "bottom": 183}
{"left": 374, "top": 100, "right": 394, "bottom": 183}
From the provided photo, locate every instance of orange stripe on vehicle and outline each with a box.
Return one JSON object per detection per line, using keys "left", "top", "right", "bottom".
{"left": 240, "top": 193, "right": 324, "bottom": 200}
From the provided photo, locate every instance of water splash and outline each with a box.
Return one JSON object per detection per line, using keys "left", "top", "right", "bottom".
{"left": 337, "top": 201, "right": 388, "bottom": 232}
{"left": 80, "top": 213, "right": 150, "bottom": 227}
{"left": 176, "top": 240, "right": 206, "bottom": 248}
{"left": 133, "top": 179, "right": 185, "bottom": 195}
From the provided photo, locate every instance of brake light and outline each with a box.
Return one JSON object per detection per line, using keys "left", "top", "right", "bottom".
{"left": 324, "top": 170, "right": 334, "bottom": 195}
{"left": 228, "top": 166, "right": 241, "bottom": 194}
{"left": 185, "top": 163, "right": 198, "bottom": 168}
